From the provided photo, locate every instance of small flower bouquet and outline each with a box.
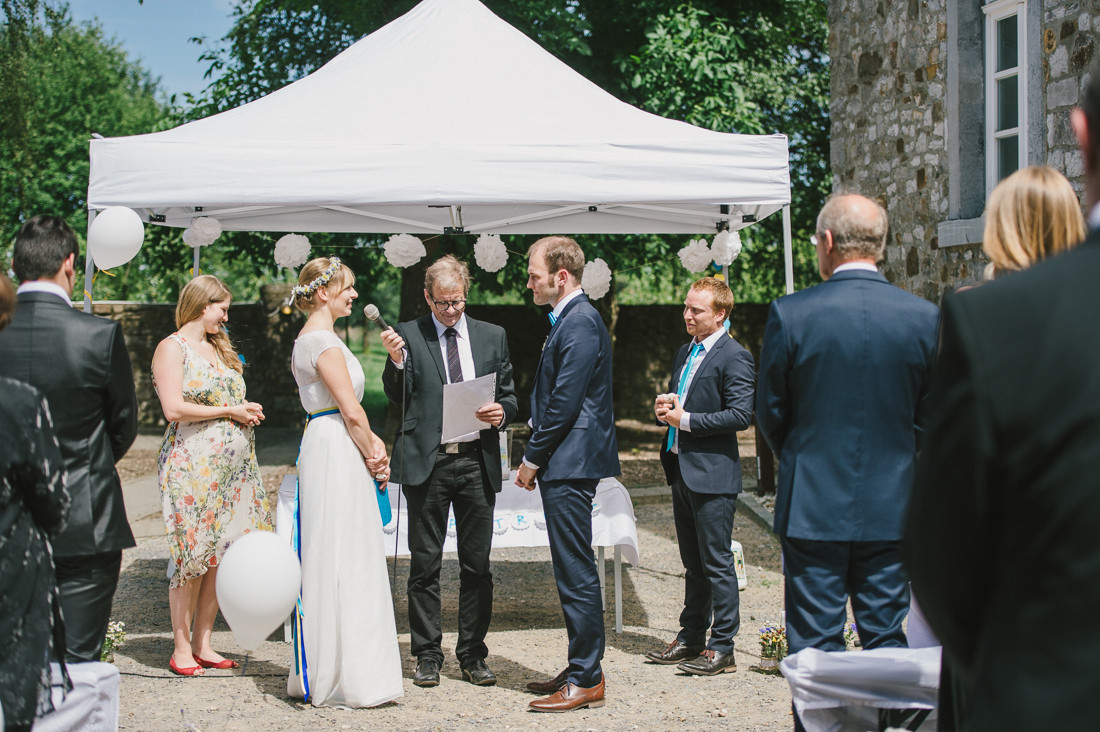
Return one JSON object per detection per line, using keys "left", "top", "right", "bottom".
{"left": 758, "top": 624, "right": 787, "bottom": 670}
{"left": 845, "top": 621, "right": 860, "bottom": 649}
{"left": 101, "top": 620, "right": 127, "bottom": 663}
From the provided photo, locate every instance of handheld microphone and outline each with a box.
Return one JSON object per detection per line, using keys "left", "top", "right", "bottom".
{"left": 363, "top": 304, "right": 392, "bottom": 331}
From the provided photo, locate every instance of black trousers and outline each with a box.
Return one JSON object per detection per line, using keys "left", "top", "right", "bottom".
{"left": 670, "top": 459, "right": 740, "bottom": 654}
{"left": 54, "top": 551, "right": 123, "bottom": 663}
{"left": 404, "top": 451, "right": 494, "bottom": 666}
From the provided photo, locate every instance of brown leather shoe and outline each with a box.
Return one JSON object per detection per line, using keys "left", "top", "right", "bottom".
{"left": 525, "top": 668, "right": 568, "bottom": 694}
{"left": 528, "top": 677, "right": 605, "bottom": 713}
{"left": 645, "top": 639, "right": 705, "bottom": 665}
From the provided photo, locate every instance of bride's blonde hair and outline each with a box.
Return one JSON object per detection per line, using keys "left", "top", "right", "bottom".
{"left": 292, "top": 257, "right": 355, "bottom": 313}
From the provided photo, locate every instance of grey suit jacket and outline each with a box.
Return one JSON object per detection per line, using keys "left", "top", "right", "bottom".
{"left": 0, "top": 292, "right": 138, "bottom": 556}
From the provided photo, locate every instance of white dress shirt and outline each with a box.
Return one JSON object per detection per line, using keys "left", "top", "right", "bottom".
{"left": 17, "top": 281, "right": 72, "bottom": 304}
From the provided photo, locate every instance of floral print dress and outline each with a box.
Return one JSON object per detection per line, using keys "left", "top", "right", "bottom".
{"left": 157, "top": 334, "right": 271, "bottom": 588}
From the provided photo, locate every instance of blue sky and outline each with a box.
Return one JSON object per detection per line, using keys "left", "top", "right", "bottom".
{"left": 66, "top": 0, "right": 236, "bottom": 100}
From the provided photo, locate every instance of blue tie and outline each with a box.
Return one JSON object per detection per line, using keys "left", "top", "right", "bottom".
{"left": 548, "top": 312, "right": 558, "bottom": 326}
{"left": 666, "top": 342, "right": 704, "bottom": 452}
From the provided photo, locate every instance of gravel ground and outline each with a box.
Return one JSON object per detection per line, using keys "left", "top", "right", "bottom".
{"left": 110, "top": 428, "right": 794, "bottom": 731}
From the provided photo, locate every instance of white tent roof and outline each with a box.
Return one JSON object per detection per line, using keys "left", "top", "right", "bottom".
{"left": 87, "top": 0, "right": 790, "bottom": 235}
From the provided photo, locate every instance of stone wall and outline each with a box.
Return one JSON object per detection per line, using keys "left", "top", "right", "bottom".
{"left": 100, "top": 296, "right": 767, "bottom": 429}
{"left": 828, "top": 0, "right": 1095, "bottom": 304}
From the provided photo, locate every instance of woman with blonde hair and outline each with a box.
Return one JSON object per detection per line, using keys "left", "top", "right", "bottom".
{"left": 983, "top": 165, "right": 1086, "bottom": 279}
{"left": 151, "top": 274, "right": 271, "bottom": 676}
{"left": 286, "top": 257, "right": 402, "bottom": 707}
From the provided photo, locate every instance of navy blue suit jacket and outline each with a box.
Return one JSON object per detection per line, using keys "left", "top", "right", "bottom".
{"left": 756, "top": 269, "right": 939, "bottom": 541}
{"left": 659, "top": 333, "right": 755, "bottom": 495}
{"left": 524, "top": 293, "right": 620, "bottom": 482}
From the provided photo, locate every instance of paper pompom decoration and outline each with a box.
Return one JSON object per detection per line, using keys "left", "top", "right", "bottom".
{"left": 473, "top": 234, "right": 508, "bottom": 272}
{"left": 710, "top": 229, "right": 742, "bottom": 266}
{"left": 678, "top": 238, "right": 714, "bottom": 272}
{"left": 182, "top": 217, "right": 222, "bottom": 248}
{"left": 582, "top": 258, "right": 612, "bottom": 300}
{"left": 274, "top": 234, "right": 311, "bottom": 269}
{"left": 384, "top": 234, "right": 426, "bottom": 268}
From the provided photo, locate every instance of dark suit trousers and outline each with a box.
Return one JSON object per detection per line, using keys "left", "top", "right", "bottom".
{"left": 781, "top": 537, "right": 908, "bottom": 654}
{"left": 404, "top": 451, "right": 495, "bottom": 666}
{"left": 539, "top": 478, "right": 604, "bottom": 688}
{"left": 54, "top": 551, "right": 123, "bottom": 663}
{"left": 669, "top": 458, "right": 740, "bottom": 654}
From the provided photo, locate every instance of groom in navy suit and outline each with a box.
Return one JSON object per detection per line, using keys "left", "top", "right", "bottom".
{"left": 756, "top": 194, "right": 938, "bottom": 699}
{"left": 516, "top": 236, "right": 619, "bottom": 713}
{"left": 646, "top": 277, "right": 754, "bottom": 676}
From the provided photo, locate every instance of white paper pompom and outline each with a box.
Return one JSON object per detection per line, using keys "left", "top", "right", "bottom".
{"left": 473, "top": 234, "right": 509, "bottom": 272}
{"left": 678, "top": 238, "right": 714, "bottom": 273}
{"left": 384, "top": 234, "right": 426, "bottom": 268}
{"left": 710, "top": 229, "right": 742, "bottom": 266}
{"left": 274, "top": 234, "right": 311, "bottom": 269}
{"left": 582, "top": 258, "right": 612, "bottom": 300}
{"left": 182, "top": 216, "right": 222, "bottom": 248}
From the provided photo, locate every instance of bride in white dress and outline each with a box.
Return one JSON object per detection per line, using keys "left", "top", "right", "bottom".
{"left": 286, "top": 256, "right": 403, "bottom": 708}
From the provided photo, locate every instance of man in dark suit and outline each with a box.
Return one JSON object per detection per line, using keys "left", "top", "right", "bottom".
{"left": 0, "top": 215, "right": 138, "bottom": 662}
{"left": 905, "top": 62, "right": 1100, "bottom": 732}
{"left": 645, "top": 277, "right": 754, "bottom": 676}
{"left": 516, "top": 235, "right": 620, "bottom": 712}
{"left": 381, "top": 254, "right": 517, "bottom": 688}
{"left": 756, "top": 195, "right": 939, "bottom": 672}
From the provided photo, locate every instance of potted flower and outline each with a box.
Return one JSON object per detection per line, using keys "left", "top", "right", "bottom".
{"left": 758, "top": 625, "right": 787, "bottom": 671}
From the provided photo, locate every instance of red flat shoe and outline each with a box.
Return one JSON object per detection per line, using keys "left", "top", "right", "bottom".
{"left": 193, "top": 654, "right": 239, "bottom": 670}
{"left": 169, "top": 657, "right": 205, "bottom": 676}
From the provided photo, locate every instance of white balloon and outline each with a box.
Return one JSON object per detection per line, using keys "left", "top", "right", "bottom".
{"left": 215, "top": 531, "right": 301, "bottom": 651}
{"left": 88, "top": 207, "right": 144, "bottom": 270}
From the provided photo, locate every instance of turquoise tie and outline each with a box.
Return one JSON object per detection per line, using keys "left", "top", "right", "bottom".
{"left": 548, "top": 312, "right": 558, "bottom": 326}
{"left": 665, "top": 342, "right": 704, "bottom": 452}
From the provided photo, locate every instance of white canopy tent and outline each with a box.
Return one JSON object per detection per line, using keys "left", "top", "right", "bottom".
{"left": 85, "top": 0, "right": 793, "bottom": 310}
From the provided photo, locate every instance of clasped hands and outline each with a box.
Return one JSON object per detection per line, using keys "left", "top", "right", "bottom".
{"left": 654, "top": 393, "right": 684, "bottom": 429}
{"left": 230, "top": 401, "right": 265, "bottom": 427}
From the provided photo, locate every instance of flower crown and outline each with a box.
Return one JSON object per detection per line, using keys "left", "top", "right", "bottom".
{"left": 292, "top": 257, "right": 342, "bottom": 299}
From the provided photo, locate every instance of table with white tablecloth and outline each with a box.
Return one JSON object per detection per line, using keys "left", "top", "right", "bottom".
{"left": 277, "top": 472, "right": 640, "bottom": 633}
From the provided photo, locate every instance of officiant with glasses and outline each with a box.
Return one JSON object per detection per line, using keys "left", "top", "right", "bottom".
{"left": 380, "top": 254, "right": 517, "bottom": 689}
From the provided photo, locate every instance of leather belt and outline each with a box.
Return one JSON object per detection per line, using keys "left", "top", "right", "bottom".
{"left": 439, "top": 441, "right": 478, "bottom": 455}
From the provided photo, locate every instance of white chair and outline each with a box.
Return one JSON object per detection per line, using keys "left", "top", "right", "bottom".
{"left": 781, "top": 646, "right": 941, "bottom": 732}
{"left": 32, "top": 661, "right": 120, "bottom": 732}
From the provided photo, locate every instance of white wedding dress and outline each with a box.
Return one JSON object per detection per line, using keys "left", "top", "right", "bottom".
{"left": 287, "top": 330, "right": 403, "bottom": 708}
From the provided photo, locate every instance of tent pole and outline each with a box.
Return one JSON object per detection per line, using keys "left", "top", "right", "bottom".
{"left": 782, "top": 204, "right": 794, "bottom": 295}
{"left": 193, "top": 246, "right": 200, "bottom": 276}
{"left": 83, "top": 210, "right": 97, "bottom": 313}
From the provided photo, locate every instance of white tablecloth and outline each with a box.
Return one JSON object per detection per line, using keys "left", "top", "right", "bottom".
{"left": 381, "top": 473, "right": 640, "bottom": 566}
{"left": 279, "top": 473, "right": 639, "bottom": 566}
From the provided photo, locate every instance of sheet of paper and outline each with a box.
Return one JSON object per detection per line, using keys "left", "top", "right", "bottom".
{"left": 442, "top": 372, "right": 497, "bottom": 442}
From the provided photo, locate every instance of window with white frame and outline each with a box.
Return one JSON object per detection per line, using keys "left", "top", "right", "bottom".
{"left": 984, "top": 0, "right": 1027, "bottom": 194}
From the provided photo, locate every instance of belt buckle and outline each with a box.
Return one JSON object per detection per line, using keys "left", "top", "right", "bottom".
{"left": 443, "top": 443, "right": 459, "bottom": 454}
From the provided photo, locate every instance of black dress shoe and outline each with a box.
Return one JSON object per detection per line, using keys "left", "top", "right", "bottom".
{"left": 461, "top": 658, "right": 497, "bottom": 686}
{"left": 677, "top": 649, "right": 737, "bottom": 676}
{"left": 526, "top": 668, "right": 568, "bottom": 694}
{"left": 645, "top": 639, "right": 705, "bottom": 665}
{"left": 414, "top": 657, "right": 441, "bottom": 687}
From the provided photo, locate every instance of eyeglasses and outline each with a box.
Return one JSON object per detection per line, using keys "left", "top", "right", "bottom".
{"left": 432, "top": 299, "right": 466, "bottom": 311}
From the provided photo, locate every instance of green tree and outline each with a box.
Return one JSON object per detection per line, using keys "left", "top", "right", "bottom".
{"left": 0, "top": 1, "right": 172, "bottom": 298}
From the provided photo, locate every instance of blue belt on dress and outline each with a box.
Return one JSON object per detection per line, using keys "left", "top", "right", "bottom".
{"left": 307, "top": 407, "right": 340, "bottom": 422}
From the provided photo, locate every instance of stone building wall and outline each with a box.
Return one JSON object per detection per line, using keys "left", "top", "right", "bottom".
{"left": 829, "top": 0, "right": 1096, "bottom": 304}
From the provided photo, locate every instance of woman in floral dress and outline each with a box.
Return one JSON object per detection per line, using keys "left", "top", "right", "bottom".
{"left": 152, "top": 275, "right": 272, "bottom": 676}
